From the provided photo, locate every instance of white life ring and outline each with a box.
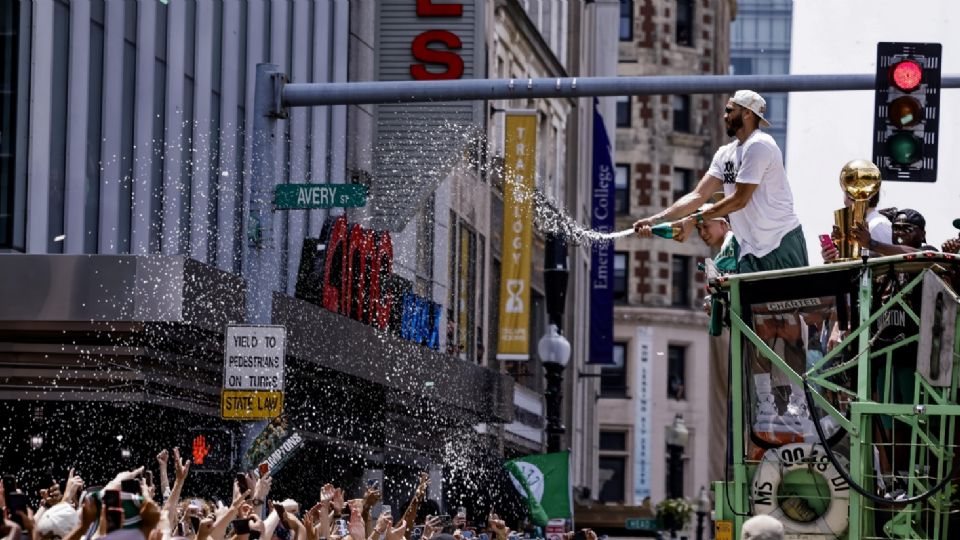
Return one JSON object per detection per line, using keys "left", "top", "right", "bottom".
{"left": 750, "top": 443, "right": 849, "bottom": 540}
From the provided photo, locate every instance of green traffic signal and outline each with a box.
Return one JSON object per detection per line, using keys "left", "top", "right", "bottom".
{"left": 887, "top": 132, "right": 922, "bottom": 165}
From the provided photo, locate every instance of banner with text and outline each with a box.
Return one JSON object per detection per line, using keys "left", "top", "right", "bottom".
{"left": 497, "top": 112, "right": 537, "bottom": 360}
{"left": 633, "top": 326, "right": 653, "bottom": 502}
{"left": 589, "top": 98, "right": 616, "bottom": 365}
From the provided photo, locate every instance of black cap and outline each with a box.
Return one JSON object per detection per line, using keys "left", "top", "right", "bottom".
{"left": 892, "top": 208, "right": 925, "bottom": 229}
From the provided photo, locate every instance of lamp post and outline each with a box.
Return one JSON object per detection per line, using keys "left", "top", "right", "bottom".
{"left": 666, "top": 414, "right": 689, "bottom": 499}
{"left": 541, "top": 234, "right": 569, "bottom": 453}
{"left": 695, "top": 485, "right": 711, "bottom": 540}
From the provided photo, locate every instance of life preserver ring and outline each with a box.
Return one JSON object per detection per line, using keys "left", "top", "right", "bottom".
{"left": 751, "top": 443, "right": 849, "bottom": 539}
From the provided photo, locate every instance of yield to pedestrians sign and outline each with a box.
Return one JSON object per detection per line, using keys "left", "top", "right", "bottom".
{"left": 222, "top": 325, "right": 286, "bottom": 419}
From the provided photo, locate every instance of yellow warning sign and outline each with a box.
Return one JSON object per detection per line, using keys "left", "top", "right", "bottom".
{"left": 221, "top": 390, "right": 284, "bottom": 419}
{"left": 715, "top": 520, "right": 732, "bottom": 540}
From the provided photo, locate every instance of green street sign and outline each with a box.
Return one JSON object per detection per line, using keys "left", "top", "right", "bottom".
{"left": 274, "top": 184, "right": 367, "bottom": 209}
{"left": 625, "top": 518, "right": 657, "bottom": 531}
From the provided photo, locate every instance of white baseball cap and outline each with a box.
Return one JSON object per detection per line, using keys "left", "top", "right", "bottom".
{"left": 730, "top": 90, "right": 771, "bottom": 127}
{"left": 740, "top": 515, "right": 784, "bottom": 540}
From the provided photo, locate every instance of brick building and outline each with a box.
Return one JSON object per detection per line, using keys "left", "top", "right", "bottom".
{"left": 595, "top": 0, "right": 737, "bottom": 528}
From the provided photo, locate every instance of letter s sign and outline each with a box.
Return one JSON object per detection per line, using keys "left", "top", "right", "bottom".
{"left": 410, "top": 30, "right": 464, "bottom": 80}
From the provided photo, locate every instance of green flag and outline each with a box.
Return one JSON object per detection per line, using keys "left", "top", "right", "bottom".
{"left": 505, "top": 451, "right": 572, "bottom": 526}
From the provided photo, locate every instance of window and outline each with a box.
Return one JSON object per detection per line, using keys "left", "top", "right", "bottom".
{"left": 614, "top": 164, "right": 629, "bottom": 215}
{"left": 676, "top": 0, "right": 693, "bottom": 47}
{"left": 613, "top": 252, "right": 627, "bottom": 303}
{"left": 0, "top": 0, "right": 21, "bottom": 249}
{"left": 615, "top": 96, "right": 631, "bottom": 128}
{"left": 619, "top": 0, "right": 633, "bottom": 41}
{"left": 600, "top": 431, "right": 627, "bottom": 450}
{"left": 671, "top": 255, "right": 690, "bottom": 307}
{"left": 601, "top": 342, "right": 628, "bottom": 397}
{"left": 673, "top": 95, "right": 691, "bottom": 133}
{"left": 598, "top": 429, "right": 629, "bottom": 502}
{"left": 672, "top": 168, "right": 693, "bottom": 203}
{"left": 731, "top": 57, "right": 753, "bottom": 76}
{"left": 667, "top": 345, "right": 686, "bottom": 400}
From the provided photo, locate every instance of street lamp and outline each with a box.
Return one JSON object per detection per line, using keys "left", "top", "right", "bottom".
{"left": 695, "top": 485, "right": 711, "bottom": 540}
{"left": 542, "top": 234, "right": 569, "bottom": 453}
{"left": 666, "top": 414, "right": 689, "bottom": 499}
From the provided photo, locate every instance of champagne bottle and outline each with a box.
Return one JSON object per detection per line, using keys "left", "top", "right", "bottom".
{"left": 650, "top": 222, "right": 679, "bottom": 239}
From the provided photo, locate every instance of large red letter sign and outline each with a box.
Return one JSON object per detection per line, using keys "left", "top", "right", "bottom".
{"left": 410, "top": 30, "right": 464, "bottom": 80}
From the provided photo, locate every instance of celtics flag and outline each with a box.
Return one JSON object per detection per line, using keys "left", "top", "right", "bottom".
{"left": 505, "top": 451, "right": 572, "bottom": 526}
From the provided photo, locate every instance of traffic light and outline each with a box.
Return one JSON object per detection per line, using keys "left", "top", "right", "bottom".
{"left": 185, "top": 429, "right": 234, "bottom": 472}
{"left": 872, "top": 42, "right": 942, "bottom": 182}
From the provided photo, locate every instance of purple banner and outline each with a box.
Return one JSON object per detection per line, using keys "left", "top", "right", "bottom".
{"left": 589, "top": 99, "right": 615, "bottom": 365}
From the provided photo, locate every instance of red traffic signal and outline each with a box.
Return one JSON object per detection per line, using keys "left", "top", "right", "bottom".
{"left": 890, "top": 60, "right": 923, "bottom": 92}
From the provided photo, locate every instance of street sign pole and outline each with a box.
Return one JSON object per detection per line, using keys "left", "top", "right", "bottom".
{"left": 245, "top": 64, "right": 285, "bottom": 325}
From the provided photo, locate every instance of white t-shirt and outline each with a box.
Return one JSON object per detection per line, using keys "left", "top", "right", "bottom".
{"left": 706, "top": 130, "right": 800, "bottom": 259}
{"left": 866, "top": 207, "right": 893, "bottom": 244}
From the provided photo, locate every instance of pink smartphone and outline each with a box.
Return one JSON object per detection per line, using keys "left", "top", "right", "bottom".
{"left": 819, "top": 234, "right": 835, "bottom": 249}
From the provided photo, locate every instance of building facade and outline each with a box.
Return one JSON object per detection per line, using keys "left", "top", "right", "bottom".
{"left": 595, "top": 0, "right": 737, "bottom": 527}
{"left": 0, "top": 0, "right": 620, "bottom": 527}
{"left": 0, "top": 0, "right": 516, "bottom": 516}
{"left": 730, "top": 0, "right": 792, "bottom": 154}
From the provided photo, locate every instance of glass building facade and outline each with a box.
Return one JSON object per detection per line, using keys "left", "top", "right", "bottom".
{"left": 730, "top": 0, "right": 792, "bottom": 157}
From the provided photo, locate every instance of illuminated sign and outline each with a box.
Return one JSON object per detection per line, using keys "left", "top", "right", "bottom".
{"left": 296, "top": 216, "right": 442, "bottom": 350}
{"left": 185, "top": 429, "right": 233, "bottom": 472}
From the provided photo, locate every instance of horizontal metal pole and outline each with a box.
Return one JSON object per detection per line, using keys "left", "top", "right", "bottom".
{"left": 282, "top": 74, "right": 960, "bottom": 106}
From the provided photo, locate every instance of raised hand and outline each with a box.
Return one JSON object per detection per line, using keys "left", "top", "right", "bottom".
{"left": 487, "top": 513, "right": 508, "bottom": 540}
{"left": 253, "top": 474, "right": 273, "bottom": 504}
{"left": 386, "top": 520, "right": 407, "bottom": 540}
{"left": 173, "top": 447, "right": 191, "bottom": 482}
{"left": 315, "top": 501, "right": 334, "bottom": 539}
{"left": 348, "top": 503, "right": 365, "bottom": 540}
{"left": 331, "top": 488, "right": 345, "bottom": 514}
{"left": 40, "top": 481, "right": 62, "bottom": 508}
{"left": 107, "top": 466, "right": 145, "bottom": 490}
{"left": 372, "top": 514, "right": 391, "bottom": 538}
{"left": 942, "top": 238, "right": 960, "bottom": 254}
{"left": 320, "top": 484, "right": 335, "bottom": 504}
{"left": 196, "top": 517, "right": 214, "bottom": 540}
{"left": 157, "top": 449, "right": 169, "bottom": 467}
{"left": 362, "top": 487, "right": 381, "bottom": 511}
{"left": 303, "top": 505, "right": 321, "bottom": 540}
{"left": 423, "top": 515, "right": 442, "bottom": 540}
{"left": 415, "top": 472, "right": 429, "bottom": 499}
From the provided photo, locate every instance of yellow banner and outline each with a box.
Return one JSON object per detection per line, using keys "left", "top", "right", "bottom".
{"left": 497, "top": 112, "right": 536, "bottom": 360}
{"left": 221, "top": 390, "right": 284, "bottom": 419}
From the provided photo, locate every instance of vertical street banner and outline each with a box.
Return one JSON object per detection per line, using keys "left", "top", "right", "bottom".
{"left": 497, "top": 112, "right": 537, "bottom": 360}
{"left": 459, "top": 227, "right": 471, "bottom": 357}
{"left": 505, "top": 451, "right": 573, "bottom": 526}
{"left": 633, "top": 327, "right": 653, "bottom": 503}
{"left": 589, "top": 98, "right": 615, "bottom": 365}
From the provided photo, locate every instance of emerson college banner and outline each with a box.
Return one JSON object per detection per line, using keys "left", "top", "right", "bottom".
{"left": 497, "top": 112, "right": 537, "bottom": 360}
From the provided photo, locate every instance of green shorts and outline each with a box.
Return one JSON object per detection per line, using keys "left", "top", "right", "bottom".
{"left": 737, "top": 226, "right": 809, "bottom": 274}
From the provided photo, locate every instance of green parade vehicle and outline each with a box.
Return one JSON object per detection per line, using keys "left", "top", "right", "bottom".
{"left": 711, "top": 252, "right": 960, "bottom": 540}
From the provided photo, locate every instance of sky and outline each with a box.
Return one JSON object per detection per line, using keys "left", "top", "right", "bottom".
{"left": 786, "top": 0, "right": 960, "bottom": 263}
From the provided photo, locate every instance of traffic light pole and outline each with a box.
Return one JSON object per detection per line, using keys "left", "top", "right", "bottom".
{"left": 281, "top": 73, "right": 960, "bottom": 108}
{"left": 247, "top": 69, "right": 960, "bottom": 322}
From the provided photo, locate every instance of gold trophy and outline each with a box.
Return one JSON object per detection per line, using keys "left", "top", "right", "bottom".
{"left": 831, "top": 160, "right": 881, "bottom": 262}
